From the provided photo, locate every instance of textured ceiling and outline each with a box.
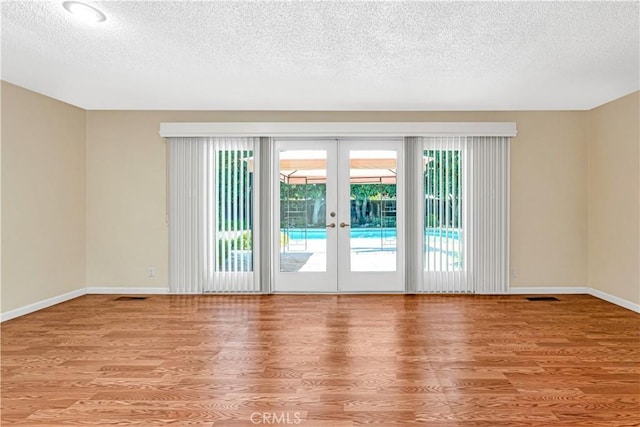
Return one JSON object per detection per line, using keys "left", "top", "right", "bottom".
{"left": 1, "top": 1, "right": 638, "bottom": 110}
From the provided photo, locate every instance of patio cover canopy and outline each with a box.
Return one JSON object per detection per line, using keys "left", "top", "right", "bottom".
{"left": 279, "top": 150, "right": 397, "bottom": 184}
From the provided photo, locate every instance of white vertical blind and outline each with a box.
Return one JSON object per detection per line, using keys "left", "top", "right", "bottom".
{"left": 469, "top": 137, "right": 510, "bottom": 294}
{"left": 257, "top": 137, "right": 273, "bottom": 293}
{"left": 419, "top": 136, "right": 509, "bottom": 294}
{"left": 404, "top": 137, "right": 424, "bottom": 293}
{"left": 169, "top": 137, "right": 260, "bottom": 293}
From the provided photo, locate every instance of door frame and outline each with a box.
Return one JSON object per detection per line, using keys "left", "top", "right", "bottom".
{"left": 337, "top": 138, "right": 405, "bottom": 292}
{"left": 272, "top": 137, "right": 404, "bottom": 293}
{"left": 272, "top": 139, "right": 338, "bottom": 292}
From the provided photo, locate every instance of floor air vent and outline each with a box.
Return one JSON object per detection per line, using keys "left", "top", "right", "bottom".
{"left": 114, "top": 296, "right": 148, "bottom": 301}
{"left": 526, "top": 296, "right": 559, "bottom": 301}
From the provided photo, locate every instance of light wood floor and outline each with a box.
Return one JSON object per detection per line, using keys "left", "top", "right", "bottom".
{"left": 2, "top": 294, "right": 639, "bottom": 426}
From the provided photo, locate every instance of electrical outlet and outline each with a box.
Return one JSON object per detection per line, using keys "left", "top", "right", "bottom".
{"left": 510, "top": 267, "right": 517, "bottom": 279}
{"left": 148, "top": 267, "right": 156, "bottom": 278}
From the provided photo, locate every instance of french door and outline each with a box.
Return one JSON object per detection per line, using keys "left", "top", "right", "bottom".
{"left": 273, "top": 139, "right": 404, "bottom": 292}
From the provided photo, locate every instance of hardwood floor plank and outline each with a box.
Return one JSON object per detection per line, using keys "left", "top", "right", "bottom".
{"left": 2, "top": 294, "right": 638, "bottom": 425}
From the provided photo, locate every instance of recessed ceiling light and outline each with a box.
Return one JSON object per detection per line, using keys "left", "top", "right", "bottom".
{"left": 62, "top": 1, "right": 107, "bottom": 23}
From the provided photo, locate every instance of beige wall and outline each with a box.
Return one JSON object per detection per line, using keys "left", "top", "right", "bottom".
{"left": 13, "top": 80, "right": 635, "bottom": 310}
{"left": 1, "top": 82, "right": 86, "bottom": 313}
{"left": 86, "top": 110, "right": 588, "bottom": 290}
{"left": 588, "top": 92, "right": 640, "bottom": 305}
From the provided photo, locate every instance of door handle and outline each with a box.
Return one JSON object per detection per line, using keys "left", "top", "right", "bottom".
{"left": 326, "top": 223, "right": 336, "bottom": 228}
{"left": 340, "top": 222, "right": 350, "bottom": 228}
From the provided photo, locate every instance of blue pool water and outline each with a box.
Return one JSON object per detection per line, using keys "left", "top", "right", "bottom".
{"left": 283, "top": 228, "right": 460, "bottom": 240}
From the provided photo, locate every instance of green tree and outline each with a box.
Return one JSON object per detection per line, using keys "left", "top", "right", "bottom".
{"left": 279, "top": 182, "right": 326, "bottom": 226}
{"left": 350, "top": 183, "right": 396, "bottom": 225}
{"left": 424, "top": 150, "right": 462, "bottom": 228}
{"left": 217, "top": 150, "right": 254, "bottom": 231}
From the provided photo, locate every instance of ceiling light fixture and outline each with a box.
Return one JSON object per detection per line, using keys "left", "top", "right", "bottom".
{"left": 62, "top": 1, "right": 107, "bottom": 23}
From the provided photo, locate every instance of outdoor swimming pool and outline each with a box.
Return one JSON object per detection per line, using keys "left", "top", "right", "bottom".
{"left": 283, "top": 228, "right": 461, "bottom": 240}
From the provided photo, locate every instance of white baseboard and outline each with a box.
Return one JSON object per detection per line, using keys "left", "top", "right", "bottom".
{"left": 3, "top": 285, "right": 636, "bottom": 322}
{"left": 0, "top": 288, "right": 86, "bottom": 322}
{"left": 87, "top": 287, "right": 169, "bottom": 294}
{"left": 510, "top": 286, "right": 588, "bottom": 294}
{"left": 588, "top": 288, "right": 640, "bottom": 313}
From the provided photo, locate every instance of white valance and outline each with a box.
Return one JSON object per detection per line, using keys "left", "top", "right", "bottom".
{"left": 159, "top": 122, "right": 517, "bottom": 138}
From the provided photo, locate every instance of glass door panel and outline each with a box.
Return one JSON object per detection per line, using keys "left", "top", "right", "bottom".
{"left": 424, "top": 148, "right": 463, "bottom": 273}
{"left": 421, "top": 139, "right": 471, "bottom": 294}
{"left": 274, "top": 141, "right": 337, "bottom": 292}
{"left": 348, "top": 150, "right": 397, "bottom": 272}
{"left": 338, "top": 140, "right": 404, "bottom": 292}
{"left": 279, "top": 150, "right": 328, "bottom": 273}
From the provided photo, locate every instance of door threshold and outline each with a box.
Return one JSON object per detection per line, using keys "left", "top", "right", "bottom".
{"left": 272, "top": 291, "right": 406, "bottom": 295}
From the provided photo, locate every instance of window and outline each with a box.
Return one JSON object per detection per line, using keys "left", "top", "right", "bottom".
{"left": 169, "top": 137, "right": 259, "bottom": 293}
{"left": 419, "top": 137, "right": 509, "bottom": 294}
